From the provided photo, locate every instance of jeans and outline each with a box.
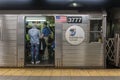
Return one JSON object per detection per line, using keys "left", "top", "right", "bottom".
{"left": 31, "top": 43, "right": 39, "bottom": 62}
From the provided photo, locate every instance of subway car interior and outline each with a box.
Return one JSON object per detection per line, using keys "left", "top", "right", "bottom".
{"left": 25, "top": 16, "right": 55, "bottom": 66}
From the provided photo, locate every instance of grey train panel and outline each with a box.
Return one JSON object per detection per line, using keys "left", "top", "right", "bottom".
{"left": 0, "top": 15, "right": 17, "bottom": 67}
{"left": 89, "top": 14, "right": 103, "bottom": 19}
{"left": 55, "top": 23, "right": 63, "bottom": 67}
{"left": 0, "top": 46, "right": 16, "bottom": 55}
{"left": 5, "top": 21, "right": 17, "bottom": 29}
{"left": 62, "top": 15, "right": 104, "bottom": 67}
{"left": 63, "top": 42, "right": 103, "bottom": 49}
{"left": 17, "top": 16, "right": 25, "bottom": 67}
{"left": 0, "top": 41, "right": 16, "bottom": 47}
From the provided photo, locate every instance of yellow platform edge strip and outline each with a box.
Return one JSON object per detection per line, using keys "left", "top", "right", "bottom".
{"left": 0, "top": 68, "right": 120, "bottom": 76}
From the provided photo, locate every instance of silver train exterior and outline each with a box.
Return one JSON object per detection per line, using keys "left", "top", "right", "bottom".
{"left": 0, "top": 10, "right": 107, "bottom": 68}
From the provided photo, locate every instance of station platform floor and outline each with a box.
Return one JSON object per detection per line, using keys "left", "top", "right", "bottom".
{"left": 0, "top": 68, "right": 120, "bottom": 76}
{"left": 0, "top": 68, "right": 120, "bottom": 80}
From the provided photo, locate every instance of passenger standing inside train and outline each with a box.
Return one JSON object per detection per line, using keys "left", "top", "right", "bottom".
{"left": 28, "top": 24, "right": 40, "bottom": 64}
{"left": 41, "top": 22, "right": 51, "bottom": 60}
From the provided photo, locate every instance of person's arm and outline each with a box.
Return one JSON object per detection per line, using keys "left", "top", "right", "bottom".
{"left": 38, "top": 30, "right": 41, "bottom": 39}
{"left": 41, "top": 34, "right": 44, "bottom": 38}
{"left": 26, "top": 34, "right": 30, "bottom": 41}
{"left": 48, "top": 27, "right": 51, "bottom": 34}
{"left": 41, "top": 29, "right": 44, "bottom": 38}
{"left": 28, "top": 30, "right": 30, "bottom": 38}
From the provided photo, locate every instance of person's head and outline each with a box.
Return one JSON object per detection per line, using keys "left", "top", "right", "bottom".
{"left": 32, "top": 22, "right": 37, "bottom": 28}
{"left": 47, "top": 21, "right": 50, "bottom": 26}
{"left": 43, "top": 22, "right": 47, "bottom": 27}
{"left": 32, "top": 25, "right": 36, "bottom": 28}
{"left": 33, "top": 21, "right": 38, "bottom": 26}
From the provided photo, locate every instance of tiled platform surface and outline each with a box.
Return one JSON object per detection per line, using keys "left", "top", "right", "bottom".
{"left": 0, "top": 76, "right": 120, "bottom": 80}
{"left": 0, "top": 68, "right": 120, "bottom": 76}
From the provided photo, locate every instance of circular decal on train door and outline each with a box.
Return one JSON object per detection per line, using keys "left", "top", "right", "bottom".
{"left": 65, "top": 25, "right": 85, "bottom": 45}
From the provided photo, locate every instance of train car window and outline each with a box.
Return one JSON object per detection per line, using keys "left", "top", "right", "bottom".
{"left": 90, "top": 20, "right": 102, "bottom": 43}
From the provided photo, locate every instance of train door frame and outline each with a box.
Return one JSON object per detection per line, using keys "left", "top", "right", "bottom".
{"left": 23, "top": 15, "right": 55, "bottom": 67}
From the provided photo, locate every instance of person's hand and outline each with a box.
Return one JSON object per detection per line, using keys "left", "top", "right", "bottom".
{"left": 40, "top": 36, "right": 43, "bottom": 39}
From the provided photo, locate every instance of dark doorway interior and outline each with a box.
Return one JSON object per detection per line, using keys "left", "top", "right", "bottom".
{"left": 24, "top": 16, "right": 55, "bottom": 66}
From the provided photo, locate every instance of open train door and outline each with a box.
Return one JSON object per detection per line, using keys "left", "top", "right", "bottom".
{"left": 24, "top": 16, "right": 55, "bottom": 67}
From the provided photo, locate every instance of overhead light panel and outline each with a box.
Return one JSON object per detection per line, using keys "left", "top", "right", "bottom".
{"left": 69, "top": 2, "right": 82, "bottom": 7}
{"left": 72, "top": 2, "right": 78, "bottom": 7}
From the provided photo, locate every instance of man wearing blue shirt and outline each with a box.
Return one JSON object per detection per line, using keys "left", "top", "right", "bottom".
{"left": 41, "top": 22, "right": 51, "bottom": 60}
{"left": 28, "top": 25, "right": 40, "bottom": 64}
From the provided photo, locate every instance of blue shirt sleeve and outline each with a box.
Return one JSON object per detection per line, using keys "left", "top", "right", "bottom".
{"left": 42, "top": 27, "right": 51, "bottom": 37}
{"left": 48, "top": 27, "right": 51, "bottom": 34}
{"left": 42, "top": 28, "right": 45, "bottom": 34}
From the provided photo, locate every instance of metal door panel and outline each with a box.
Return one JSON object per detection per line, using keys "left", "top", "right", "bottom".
{"left": 55, "top": 23, "right": 63, "bottom": 67}
{"left": 0, "top": 15, "right": 17, "bottom": 67}
{"left": 5, "top": 16, "right": 18, "bottom": 20}
{"left": 0, "top": 41, "right": 16, "bottom": 46}
{"left": 0, "top": 55, "right": 17, "bottom": 59}
{"left": 5, "top": 21, "right": 17, "bottom": 29}
{"left": 17, "top": 15, "right": 25, "bottom": 67}
{"left": 0, "top": 47, "right": 16, "bottom": 54}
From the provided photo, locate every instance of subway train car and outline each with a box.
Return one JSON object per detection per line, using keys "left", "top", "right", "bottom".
{"left": 0, "top": 10, "right": 106, "bottom": 68}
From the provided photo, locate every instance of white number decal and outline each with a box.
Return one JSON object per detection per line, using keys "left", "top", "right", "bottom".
{"left": 67, "top": 17, "right": 82, "bottom": 23}
{"left": 68, "top": 18, "right": 72, "bottom": 23}
{"left": 79, "top": 18, "right": 82, "bottom": 22}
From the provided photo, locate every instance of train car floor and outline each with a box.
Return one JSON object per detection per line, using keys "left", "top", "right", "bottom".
{"left": 25, "top": 60, "right": 54, "bottom": 67}
{"left": 25, "top": 64, "right": 54, "bottom": 67}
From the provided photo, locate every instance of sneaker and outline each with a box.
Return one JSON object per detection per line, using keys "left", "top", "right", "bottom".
{"left": 31, "top": 61, "right": 34, "bottom": 64}
{"left": 36, "top": 61, "right": 40, "bottom": 64}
